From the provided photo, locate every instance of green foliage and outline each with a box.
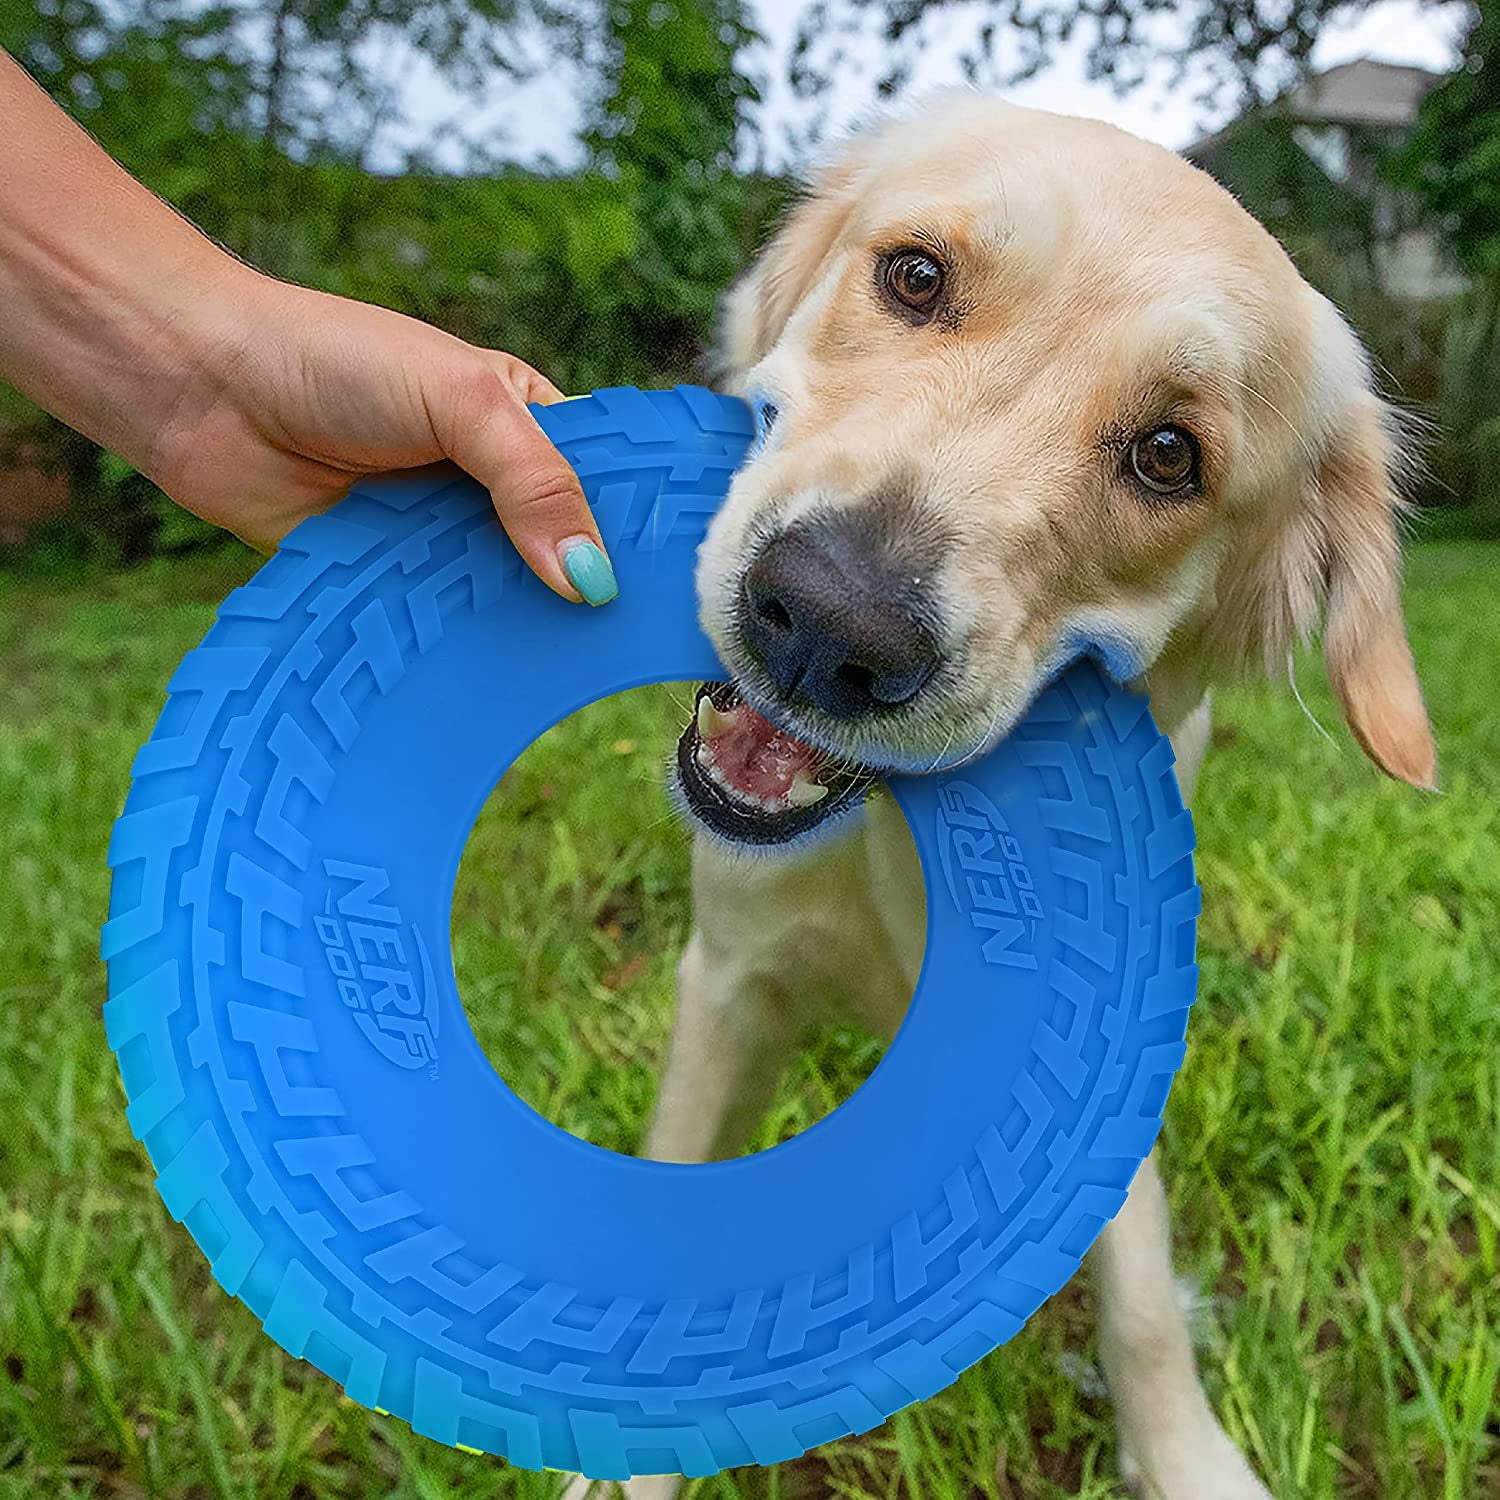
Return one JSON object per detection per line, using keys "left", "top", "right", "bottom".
{"left": 1402, "top": 2, "right": 1500, "bottom": 281}
{"left": 582, "top": 0, "right": 766, "bottom": 368}
{"left": 1392, "top": 5, "right": 1500, "bottom": 535}
{"left": 1441, "top": 290, "right": 1500, "bottom": 478}
{"left": 591, "top": 0, "right": 757, "bottom": 174}
{"left": 0, "top": 0, "right": 255, "bottom": 183}
{"left": 0, "top": 0, "right": 577, "bottom": 180}
{"left": 1416, "top": 285, "right": 1500, "bottom": 537}
{"left": 787, "top": 0, "right": 1450, "bottom": 121}
{"left": 1187, "top": 56, "right": 1500, "bottom": 534}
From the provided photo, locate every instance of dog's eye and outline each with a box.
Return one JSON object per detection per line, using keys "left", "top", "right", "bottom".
{"left": 881, "top": 249, "right": 946, "bottom": 315}
{"left": 1128, "top": 425, "right": 1201, "bottom": 495}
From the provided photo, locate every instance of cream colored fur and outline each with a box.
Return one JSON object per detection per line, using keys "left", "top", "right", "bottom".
{"left": 566, "top": 90, "right": 1434, "bottom": 1500}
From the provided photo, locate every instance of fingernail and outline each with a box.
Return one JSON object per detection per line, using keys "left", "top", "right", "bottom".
{"left": 559, "top": 538, "right": 618, "bottom": 606}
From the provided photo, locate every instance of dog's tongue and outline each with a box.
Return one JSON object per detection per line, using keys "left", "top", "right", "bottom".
{"left": 704, "top": 700, "right": 820, "bottom": 799}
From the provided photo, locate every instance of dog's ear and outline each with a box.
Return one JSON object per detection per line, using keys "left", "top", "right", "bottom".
{"left": 1316, "top": 395, "right": 1437, "bottom": 789}
{"left": 1208, "top": 329, "right": 1435, "bottom": 789}
{"left": 716, "top": 153, "right": 865, "bottom": 381}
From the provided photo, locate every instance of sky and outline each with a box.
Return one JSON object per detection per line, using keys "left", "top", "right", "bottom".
{"left": 387, "top": 0, "right": 1467, "bottom": 171}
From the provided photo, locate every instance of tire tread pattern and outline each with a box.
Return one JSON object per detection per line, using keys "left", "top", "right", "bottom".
{"left": 103, "top": 387, "right": 1197, "bottom": 1478}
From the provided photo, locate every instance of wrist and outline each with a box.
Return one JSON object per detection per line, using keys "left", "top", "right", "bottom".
{"left": 133, "top": 253, "right": 271, "bottom": 458}
{"left": 81, "top": 237, "right": 266, "bottom": 475}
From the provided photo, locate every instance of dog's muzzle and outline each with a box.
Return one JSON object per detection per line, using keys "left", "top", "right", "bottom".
{"left": 674, "top": 504, "right": 949, "bottom": 846}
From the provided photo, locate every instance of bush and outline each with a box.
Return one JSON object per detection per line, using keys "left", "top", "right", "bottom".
{"left": 1420, "top": 283, "right": 1500, "bottom": 537}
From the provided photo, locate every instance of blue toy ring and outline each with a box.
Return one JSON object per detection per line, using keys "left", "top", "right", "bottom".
{"left": 102, "top": 386, "right": 1198, "bottom": 1479}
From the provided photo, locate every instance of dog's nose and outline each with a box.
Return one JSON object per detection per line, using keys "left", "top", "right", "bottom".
{"left": 739, "top": 520, "right": 941, "bottom": 719}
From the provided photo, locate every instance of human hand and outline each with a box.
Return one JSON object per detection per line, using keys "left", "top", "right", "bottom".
{"left": 148, "top": 271, "right": 616, "bottom": 603}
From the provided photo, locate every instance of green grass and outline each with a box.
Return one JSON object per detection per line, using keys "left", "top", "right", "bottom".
{"left": 2, "top": 543, "right": 1497, "bottom": 1499}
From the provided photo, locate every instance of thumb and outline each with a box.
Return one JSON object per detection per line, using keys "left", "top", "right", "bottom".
{"left": 438, "top": 362, "right": 617, "bottom": 605}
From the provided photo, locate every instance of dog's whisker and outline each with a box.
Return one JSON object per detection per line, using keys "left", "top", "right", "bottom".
{"left": 1285, "top": 648, "right": 1336, "bottom": 747}
{"left": 923, "top": 723, "right": 958, "bottom": 775}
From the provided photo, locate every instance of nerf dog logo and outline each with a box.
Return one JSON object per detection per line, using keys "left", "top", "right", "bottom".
{"left": 316, "top": 860, "right": 439, "bottom": 1071}
{"left": 935, "top": 781, "right": 1044, "bottom": 970}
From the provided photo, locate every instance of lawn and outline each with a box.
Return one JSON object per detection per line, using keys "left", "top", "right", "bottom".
{"left": 1, "top": 542, "right": 1496, "bottom": 1500}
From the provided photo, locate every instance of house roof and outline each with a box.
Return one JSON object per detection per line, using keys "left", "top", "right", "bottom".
{"left": 1284, "top": 57, "right": 1443, "bottom": 127}
{"left": 1185, "top": 58, "right": 1445, "bottom": 160}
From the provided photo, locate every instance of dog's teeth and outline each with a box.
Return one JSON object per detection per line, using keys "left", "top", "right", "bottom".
{"left": 708, "top": 763, "right": 729, "bottom": 789}
{"left": 695, "top": 743, "right": 711, "bottom": 768}
{"left": 786, "top": 775, "right": 828, "bottom": 807}
{"left": 697, "top": 697, "right": 740, "bottom": 741}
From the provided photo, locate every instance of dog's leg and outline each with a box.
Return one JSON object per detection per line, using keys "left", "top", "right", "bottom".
{"left": 1094, "top": 1154, "right": 1271, "bottom": 1499}
{"left": 643, "top": 929, "right": 806, "bottom": 1164}
{"left": 563, "top": 834, "right": 890, "bottom": 1500}
{"left": 646, "top": 824, "right": 901, "bottom": 1163}
{"left": 1092, "top": 694, "right": 1269, "bottom": 1498}
{"left": 558, "top": 940, "right": 801, "bottom": 1500}
{"left": 559, "top": 1474, "right": 682, "bottom": 1500}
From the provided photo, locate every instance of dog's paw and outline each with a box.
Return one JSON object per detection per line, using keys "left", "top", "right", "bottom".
{"left": 557, "top": 1475, "right": 684, "bottom": 1500}
{"left": 1117, "top": 1424, "right": 1273, "bottom": 1500}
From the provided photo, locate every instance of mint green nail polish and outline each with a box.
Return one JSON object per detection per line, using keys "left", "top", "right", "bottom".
{"left": 562, "top": 541, "right": 618, "bottom": 605}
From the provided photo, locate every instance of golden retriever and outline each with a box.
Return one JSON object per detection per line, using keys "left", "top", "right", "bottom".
{"left": 570, "top": 88, "right": 1434, "bottom": 1500}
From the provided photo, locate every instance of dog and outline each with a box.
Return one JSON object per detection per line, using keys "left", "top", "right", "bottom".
{"left": 568, "top": 89, "right": 1435, "bottom": 1500}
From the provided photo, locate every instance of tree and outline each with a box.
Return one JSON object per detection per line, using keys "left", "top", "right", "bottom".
{"left": 0, "top": 0, "right": 580, "bottom": 171}
{"left": 584, "top": 0, "right": 768, "bottom": 371}
{"left": 1398, "top": 3, "right": 1500, "bottom": 527}
{"left": 1402, "top": 1, "right": 1498, "bottom": 280}
{"left": 789, "top": 0, "right": 1466, "bottom": 129}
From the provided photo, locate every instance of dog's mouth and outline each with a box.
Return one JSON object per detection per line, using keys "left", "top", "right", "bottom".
{"left": 674, "top": 682, "right": 877, "bottom": 846}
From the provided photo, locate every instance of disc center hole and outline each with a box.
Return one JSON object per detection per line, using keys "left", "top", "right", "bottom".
{"left": 450, "top": 684, "right": 916, "bottom": 1159}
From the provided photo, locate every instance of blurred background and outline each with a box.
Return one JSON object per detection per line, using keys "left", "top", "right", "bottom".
{"left": 0, "top": 0, "right": 1496, "bottom": 558}
{"left": 1, "top": 2, "right": 1497, "bottom": 1499}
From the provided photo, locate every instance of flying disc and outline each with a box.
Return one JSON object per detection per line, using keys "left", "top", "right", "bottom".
{"left": 101, "top": 385, "right": 1198, "bottom": 1478}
